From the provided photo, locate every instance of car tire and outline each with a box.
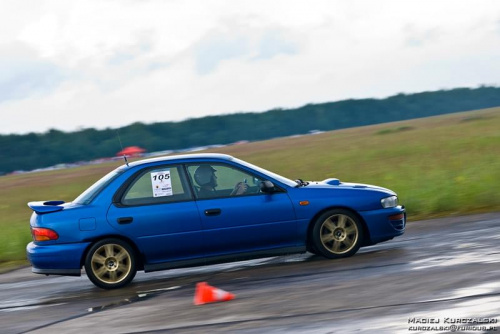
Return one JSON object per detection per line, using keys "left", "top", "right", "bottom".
{"left": 84, "top": 238, "right": 137, "bottom": 289}
{"left": 311, "top": 209, "right": 364, "bottom": 259}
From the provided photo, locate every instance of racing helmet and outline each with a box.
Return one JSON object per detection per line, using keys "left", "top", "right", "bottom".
{"left": 194, "top": 165, "right": 217, "bottom": 188}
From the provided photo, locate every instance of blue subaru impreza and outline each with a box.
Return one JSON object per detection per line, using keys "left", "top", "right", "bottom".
{"left": 27, "top": 153, "right": 405, "bottom": 289}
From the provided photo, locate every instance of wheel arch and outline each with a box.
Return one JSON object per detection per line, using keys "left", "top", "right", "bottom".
{"left": 81, "top": 235, "right": 144, "bottom": 270}
{"left": 306, "top": 206, "right": 372, "bottom": 250}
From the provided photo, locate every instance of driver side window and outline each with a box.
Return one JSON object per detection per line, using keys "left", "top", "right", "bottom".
{"left": 187, "top": 163, "right": 263, "bottom": 199}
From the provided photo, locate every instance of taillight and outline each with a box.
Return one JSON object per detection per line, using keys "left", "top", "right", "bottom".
{"left": 31, "top": 227, "right": 59, "bottom": 241}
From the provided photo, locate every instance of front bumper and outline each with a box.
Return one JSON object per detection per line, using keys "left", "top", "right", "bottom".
{"left": 359, "top": 205, "right": 406, "bottom": 244}
{"left": 26, "top": 241, "right": 91, "bottom": 276}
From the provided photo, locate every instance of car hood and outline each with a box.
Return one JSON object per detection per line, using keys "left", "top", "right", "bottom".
{"left": 304, "top": 178, "right": 395, "bottom": 195}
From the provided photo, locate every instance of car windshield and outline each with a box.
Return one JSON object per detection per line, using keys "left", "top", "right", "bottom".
{"left": 74, "top": 169, "right": 123, "bottom": 205}
{"left": 232, "top": 158, "right": 297, "bottom": 187}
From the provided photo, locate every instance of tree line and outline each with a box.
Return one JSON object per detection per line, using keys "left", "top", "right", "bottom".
{"left": 1, "top": 86, "right": 499, "bottom": 174}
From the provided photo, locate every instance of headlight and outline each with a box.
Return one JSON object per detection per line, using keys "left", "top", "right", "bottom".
{"left": 381, "top": 195, "right": 398, "bottom": 208}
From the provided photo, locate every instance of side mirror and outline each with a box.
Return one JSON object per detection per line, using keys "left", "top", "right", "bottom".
{"left": 260, "top": 180, "right": 275, "bottom": 193}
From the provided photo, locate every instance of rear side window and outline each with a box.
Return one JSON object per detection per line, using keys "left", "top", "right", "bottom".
{"left": 121, "top": 165, "right": 192, "bottom": 206}
{"left": 74, "top": 169, "right": 123, "bottom": 205}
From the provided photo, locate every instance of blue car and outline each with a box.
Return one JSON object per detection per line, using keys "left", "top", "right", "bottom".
{"left": 27, "top": 153, "right": 405, "bottom": 289}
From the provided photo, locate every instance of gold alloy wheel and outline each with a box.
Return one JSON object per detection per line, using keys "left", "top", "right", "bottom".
{"left": 320, "top": 214, "right": 359, "bottom": 254}
{"left": 90, "top": 244, "right": 132, "bottom": 284}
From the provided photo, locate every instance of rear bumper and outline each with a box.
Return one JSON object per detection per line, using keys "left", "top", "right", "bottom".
{"left": 359, "top": 205, "right": 406, "bottom": 244}
{"left": 26, "top": 241, "right": 91, "bottom": 276}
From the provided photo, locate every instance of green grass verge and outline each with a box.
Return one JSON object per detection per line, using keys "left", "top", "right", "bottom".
{"left": 1, "top": 107, "right": 499, "bottom": 265}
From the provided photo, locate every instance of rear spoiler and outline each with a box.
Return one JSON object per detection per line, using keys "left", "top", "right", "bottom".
{"left": 28, "top": 201, "right": 65, "bottom": 214}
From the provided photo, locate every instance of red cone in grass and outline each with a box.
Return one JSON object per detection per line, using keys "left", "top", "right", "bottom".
{"left": 193, "top": 282, "right": 235, "bottom": 305}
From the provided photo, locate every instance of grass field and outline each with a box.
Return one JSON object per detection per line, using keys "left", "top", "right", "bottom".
{"left": 1, "top": 107, "right": 499, "bottom": 266}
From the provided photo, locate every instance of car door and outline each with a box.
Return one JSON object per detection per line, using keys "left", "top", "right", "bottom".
{"left": 186, "top": 163, "right": 298, "bottom": 256}
{"left": 107, "top": 164, "right": 203, "bottom": 265}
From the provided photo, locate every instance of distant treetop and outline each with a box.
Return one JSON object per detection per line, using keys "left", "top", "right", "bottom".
{"left": 1, "top": 86, "right": 499, "bottom": 174}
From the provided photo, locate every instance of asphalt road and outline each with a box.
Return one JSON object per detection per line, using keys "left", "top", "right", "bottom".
{"left": 1, "top": 213, "right": 500, "bottom": 334}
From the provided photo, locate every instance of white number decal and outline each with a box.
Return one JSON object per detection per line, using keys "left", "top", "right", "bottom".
{"left": 150, "top": 170, "right": 173, "bottom": 197}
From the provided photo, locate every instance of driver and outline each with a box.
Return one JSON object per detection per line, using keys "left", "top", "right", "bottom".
{"left": 194, "top": 165, "right": 248, "bottom": 198}
{"left": 194, "top": 165, "right": 218, "bottom": 198}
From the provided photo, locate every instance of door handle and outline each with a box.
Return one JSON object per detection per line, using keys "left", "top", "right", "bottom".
{"left": 204, "top": 209, "right": 221, "bottom": 216}
{"left": 117, "top": 217, "right": 134, "bottom": 224}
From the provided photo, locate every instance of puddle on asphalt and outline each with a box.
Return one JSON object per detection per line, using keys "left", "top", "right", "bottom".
{"left": 294, "top": 294, "right": 500, "bottom": 334}
{"left": 1, "top": 305, "right": 43, "bottom": 312}
{"left": 283, "top": 255, "right": 310, "bottom": 263}
{"left": 0, "top": 275, "right": 85, "bottom": 290}
{"left": 0, "top": 298, "right": 43, "bottom": 310}
{"left": 449, "top": 282, "right": 500, "bottom": 299}
{"left": 410, "top": 251, "right": 500, "bottom": 271}
{"left": 453, "top": 242, "right": 483, "bottom": 249}
{"left": 1, "top": 303, "right": 65, "bottom": 313}
{"left": 137, "top": 285, "right": 181, "bottom": 295}
{"left": 137, "top": 257, "right": 277, "bottom": 280}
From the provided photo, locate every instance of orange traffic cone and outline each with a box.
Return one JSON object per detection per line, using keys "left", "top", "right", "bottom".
{"left": 193, "top": 282, "right": 235, "bottom": 305}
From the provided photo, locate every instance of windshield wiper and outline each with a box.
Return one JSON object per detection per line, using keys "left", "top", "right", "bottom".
{"left": 295, "top": 179, "right": 309, "bottom": 187}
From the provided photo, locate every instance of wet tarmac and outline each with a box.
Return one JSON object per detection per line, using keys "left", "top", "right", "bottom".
{"left": 1, "top": 213, "right": 499, "bottom": 333}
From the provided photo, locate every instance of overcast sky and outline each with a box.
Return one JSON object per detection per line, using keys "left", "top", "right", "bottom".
{"left": 1, "top": 0, "right": 499, "bottom": 135}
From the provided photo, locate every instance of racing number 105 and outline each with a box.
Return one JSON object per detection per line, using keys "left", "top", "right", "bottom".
{"left": 152, "top": 174, "right": 170, "bottom": 181}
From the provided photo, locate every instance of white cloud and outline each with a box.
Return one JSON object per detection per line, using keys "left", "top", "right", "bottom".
{"left": 195, "top": 33, "right": 251, "bottom": 75}
{"left": 0, "top": 0, "right": 499, "bottom": 134}
{"left": 0, "top": 42, "right": 68, "bottom": 102}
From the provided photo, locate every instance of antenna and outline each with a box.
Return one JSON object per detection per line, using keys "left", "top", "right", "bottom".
{"left": 116, "top": 130, "right": 129, "bottom": 167}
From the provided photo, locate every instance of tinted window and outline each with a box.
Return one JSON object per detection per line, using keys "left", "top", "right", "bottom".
{"left": 122, "top": 165, "right": 191, "bottom": 205}
{"left": 187, "top": 163, "right": 264, "bottom": 199}
{"left": 74, "top": 169, "right": 123, "bottom": 205}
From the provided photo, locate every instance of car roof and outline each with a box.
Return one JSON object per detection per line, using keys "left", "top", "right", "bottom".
{"left": 124, "top": 153, "right": 235, "bottom": 168}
